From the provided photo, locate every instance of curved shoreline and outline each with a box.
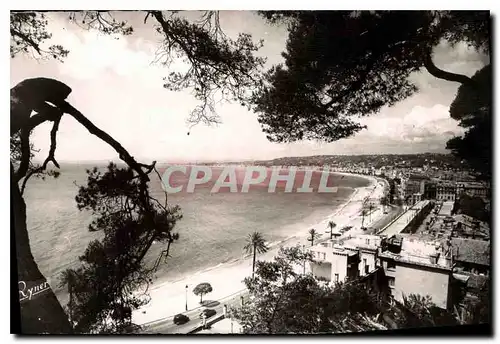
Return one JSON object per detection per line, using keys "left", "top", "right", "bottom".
{"left": 146, "top": 172, "right": 371, "bottom": 289}
{"left": 132, "top": 172, "right": 383, "bottom": 325}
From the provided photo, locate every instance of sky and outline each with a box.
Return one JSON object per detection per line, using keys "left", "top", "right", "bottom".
{"left": 10, "top": 11, "right": 490, "bottom": 162}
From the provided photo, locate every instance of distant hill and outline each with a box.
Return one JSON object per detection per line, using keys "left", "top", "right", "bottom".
{"left": 200, "top": 153, "right": 463, "bottom": 169}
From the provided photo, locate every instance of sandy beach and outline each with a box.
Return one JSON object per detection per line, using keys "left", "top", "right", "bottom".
{"left": 132, "top": 173, "right": 387, "bottom": 325}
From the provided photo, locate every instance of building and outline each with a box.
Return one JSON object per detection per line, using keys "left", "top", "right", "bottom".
{"left": 451, "top": 238, "right": 490, "bottom": 276}
{"left": 404, "top": 174, "right": 428, "bottom": 203}
{"left": 308, "top": 240, "right": 360, "bottom": 283}
{"left": 307, "top": 235, "right": 382, "bottom": 284}
{"left": 434, "top": 181, "right": 490, "bottom": 203}
{"left": 452, "top": 214, "right": 490, "bottom": 241}
{"left": 345, "top": 235, "right": 382, "bottom": 277}
{"left": 457, "top": 182, "right": 491, "bottom": 199}
{"left": 378, "top": 235, "right": 454, "bottom": 310}
{"left": 452, "top": 270, "right": 489, "bottom": 303}
{"left": 408, "top": 192, "right": 422, "bottom": 205}
{"left": 423, "top": 181, "right": 437, "bottom": 200}
{"left": 436, "top": 182, "right": 457, "bottom": 202}
{"left": 437, "top": 201, "right": 454, "bottom": 217}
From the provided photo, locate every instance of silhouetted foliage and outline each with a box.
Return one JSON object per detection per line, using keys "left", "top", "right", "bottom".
{"left": 453, "top": 193, "right": 490, "bottom": 224}
{"left": 446, "top": 65, "right": 491, "bottom": 180}
{"left": 58, "top": 163, "right": 181, "bottom": 333}
{"left": 10, "top": 131, "right": 61, "bottom": 195}
{"left": 232, "top": 246, "right": 489, "bottom": 333}
{"left": 231, "top": 246, "right": 388, "bottom": 333}
{"left": 11, "top": 10, "right": 264, "bottom": 334}
{"left": 10, "top": 12, "right": 69, "bottom": 60}
{"left": 253, "top": 11, "right": 490, "bottom": 142}
{"left": 11, "top": 10, "right": 265, "bottom": 127}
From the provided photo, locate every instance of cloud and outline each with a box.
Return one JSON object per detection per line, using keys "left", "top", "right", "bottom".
{"left": 14, "top": 12, "right": 486, "bottom": 161}
{"left": 360, "top": 104, "right": 464, "bottom": 143}
{"left": 42, "top": 13, "right": 172, "bottom": 86}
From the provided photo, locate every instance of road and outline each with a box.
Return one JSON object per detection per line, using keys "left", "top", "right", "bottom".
{"left": 370, "top": 205, "right": 404, "bottom": 233}
{"left": 142, "top": 291, "right": 247, "bottom": 334}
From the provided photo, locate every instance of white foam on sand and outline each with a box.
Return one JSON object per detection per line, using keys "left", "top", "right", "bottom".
{"left": 132, "top": 174, "right": 386, "bottom": 325}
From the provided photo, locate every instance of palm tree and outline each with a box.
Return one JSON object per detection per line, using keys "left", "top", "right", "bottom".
{"left": 327, "top": 221, "right": 337, "bottom": 240}
{"left": 307, "top": 228, "right": 319, "bottom": 246}
{"left": 243, "top": 232, "right": 269, "bottom": 277}
{"left": 59, "top": 269, "right": 77, "bottom": 325}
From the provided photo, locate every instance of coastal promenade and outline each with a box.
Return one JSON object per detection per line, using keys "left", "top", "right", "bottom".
{"left": 142, "top": 290, "right": 247, "bottom": 334}
{"left": 377, "top": 200, "right": 431, "bottom": 237}
{"left": 134, "top": 173, "right": 389, "bottom": 333}
{"left": 140, "top": 175, "right": 394, "bottom": 334}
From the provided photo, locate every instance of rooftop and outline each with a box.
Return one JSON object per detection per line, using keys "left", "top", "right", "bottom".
{"left": 380, "top": 236, "right": 452, "bottom": 270}
{"left": 453, "top": 214, "right": 489, "bottom": 230}
{"left": 466, "top": 274, "right": 489, "bottom": 290}
{"left": 452, "top": 272, "right": 488, "bottom": 290}
{"left": 437, "top": 201, "right": 454, "bottom": 217}
{"left": 343, "top": 234, "right": 382, "bottom": 251}
{"left": 313, "top": 239, "right": 358, "bottom": 256}
{"left": 311, "top": 235, "right": 381, "bottom": 256}
{"left": 451, "top": 238, "right": 490, "bottom": 266}
{"left": 409, "top": 174, "right": 430, "bottom": 181}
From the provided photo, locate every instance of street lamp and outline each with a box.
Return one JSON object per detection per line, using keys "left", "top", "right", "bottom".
{"left": 185, "top": 285, "right": 188, "bottom": 311}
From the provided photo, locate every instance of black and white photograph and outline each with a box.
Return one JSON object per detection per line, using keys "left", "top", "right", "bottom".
{"left": 9, "top": 6, "right": 492, "bottom": 336}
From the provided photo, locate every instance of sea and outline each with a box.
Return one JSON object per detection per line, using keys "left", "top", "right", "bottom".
{"left": 23, "top": 163, "right": 370, "bottom": 305}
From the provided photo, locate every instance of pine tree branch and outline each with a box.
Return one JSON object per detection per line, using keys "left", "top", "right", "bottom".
{"left": 10, "top": 28, "right": 41, "bottom": 54}
{"left": 423, "top": 48, "right": 476, "bottom": 86}
{"left": 58, "top": 101, "right": 153, "bottom": 184}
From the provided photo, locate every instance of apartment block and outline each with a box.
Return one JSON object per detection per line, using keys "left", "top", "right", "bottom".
{"left": 308, "top": 235, "right": 382, "bottom": 284}
{"left": 378, "top": 235, "right": 454, "bottom": 310}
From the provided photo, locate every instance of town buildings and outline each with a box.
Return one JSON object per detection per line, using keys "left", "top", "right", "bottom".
{"left": 378, "top": 235, "right": 454, "bottom": 309}
{"left": 255, "top": 153, "right": 491, "bottom": 314}
{"left": 404, "top": 174, "right": 428, "bottom": 205}
{"left": 428, "top": 180, "right": 491, "bottom": 203}
{"left": 308, "top": 233, "right": 456, "bottom": 310}
{"left": 307, "top": 197, "right": 489, "bottom": 311}
{"left": 452, "top": 214, "right": 490, "bottom": 241}
{"left": 451, "top": 238, "right": 490, "bottom": 276}
{"left": 307, "top": 235, "right": 382, "bottom": 283}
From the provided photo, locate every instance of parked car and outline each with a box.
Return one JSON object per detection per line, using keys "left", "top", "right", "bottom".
{"left": 199, "top": 308, "right": 217, "bottom": 319}
{"left": 173, "top": 313, "right": 190, "bottom": 325}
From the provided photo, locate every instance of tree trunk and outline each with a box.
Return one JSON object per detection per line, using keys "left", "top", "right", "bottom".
{"left": 423, "top": 49, "right": 477, "bottom": 87}
{"left": 200, "top": 294, "right": 203, "bottom": 304}
{"left": 252, "top": 245, "right": 256, "bottom": 278}
{"left": 12, "top": 168, "right": 73, "bottom": 334}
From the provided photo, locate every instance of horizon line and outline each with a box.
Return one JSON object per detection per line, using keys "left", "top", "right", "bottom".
{"left": 32, "top": 151, "right": 456, "bottom": 165}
